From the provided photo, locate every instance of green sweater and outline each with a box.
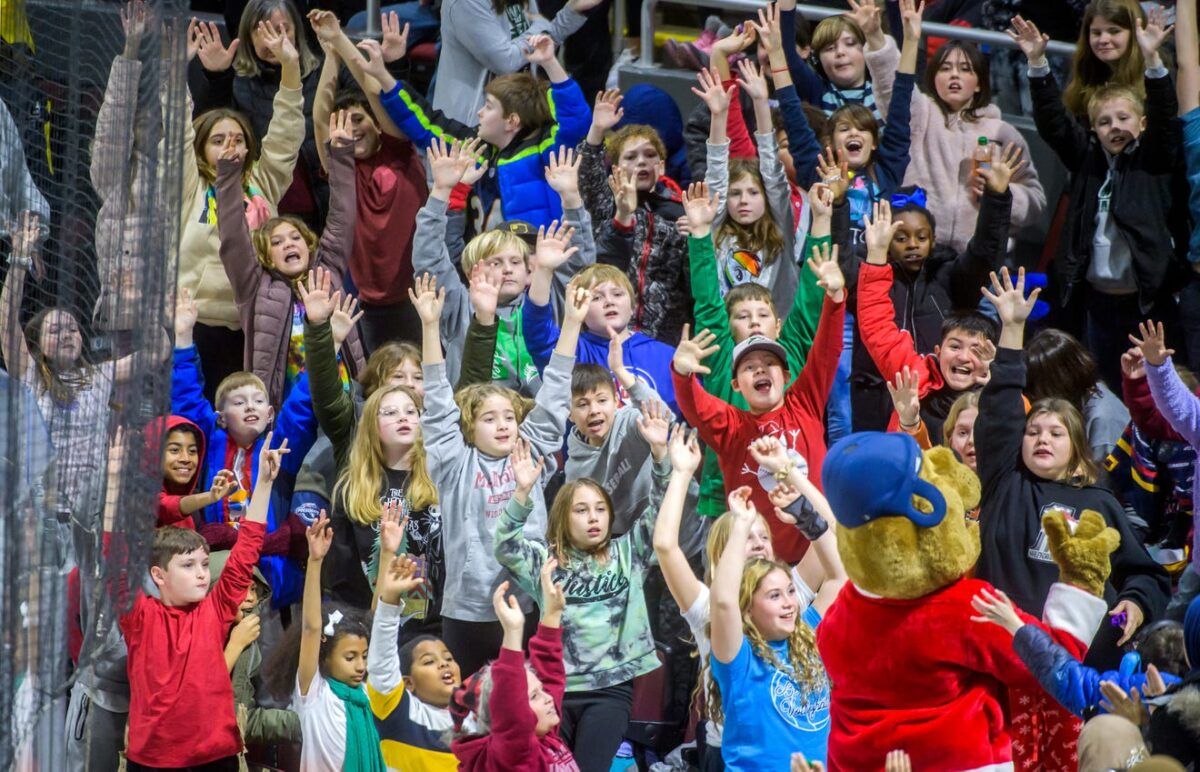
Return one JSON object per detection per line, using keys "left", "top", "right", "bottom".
{"left": 493, "top": 457, "right": 671, "bottom": 691}
{"left": 688, "top": 233, "right": 828, "bottom": 516}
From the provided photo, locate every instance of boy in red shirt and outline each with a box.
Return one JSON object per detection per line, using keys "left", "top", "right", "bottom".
{"left": 671, "top": 245, "right": 846, "bottom": 563}
{"left": 120, "top": 434, "right": 289, "bottom": 771}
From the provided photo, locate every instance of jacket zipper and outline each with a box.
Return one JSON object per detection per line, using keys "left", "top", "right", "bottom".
{"left": 634, "top": 210, "right": 655, "bottom": 330}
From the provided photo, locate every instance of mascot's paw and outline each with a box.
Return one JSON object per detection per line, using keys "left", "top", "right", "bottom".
{"left": 1043, "top": 509, "right": 1120, "bottom": 598}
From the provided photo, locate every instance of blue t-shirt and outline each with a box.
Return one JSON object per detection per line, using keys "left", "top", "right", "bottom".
{"left": 709, "top": 605, "right": 830, "bottom": 770}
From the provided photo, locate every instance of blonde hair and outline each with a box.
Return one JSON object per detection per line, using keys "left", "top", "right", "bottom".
{"left": 546, "top": 479, "right": 613, "bottom": 569}
{"left": 1064, "top": 0, "right": 1147, "bottom": 118}
{"left": 359, "top": 342, "right": 421, "bottom": 398}
{"left": 942, "top": 391, "right": 980, "bottom": 446}
{"left": 605, "top": 124, "right": 667, "bottom": 164}
{"left": 1026, "top": 398, "right": 1099, "bottom": 486}
{"left": 811, "top": 15, "right": 865, "bottom": 57}
{"left": 460, "top": 230, "right": 531, "bottom": 276}
{"left": 215, "top": 371, "right": 269, "bottom": 410}
{"left": 250, "top": 215, "right": 319, "bottom": 280}
{"left": 332, "top": 385, "right": 437, "bottom": 525}
{"left": 706, "top": 558, "right": 827, "bottom": 725}
{"left": 716, "top": 160, "right": 785, "bottom": 264}
{"left": 573, "top": 264, "right": 634, "bottom": 298}
{"left": 1086, "top": 83, "right": 1145, "bottom": 123}
{"left": 454, "top": 383, "right": 534, "bottom": 442}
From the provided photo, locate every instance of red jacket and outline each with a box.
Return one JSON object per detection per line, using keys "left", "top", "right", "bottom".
{"left": 120, "top": 520, "right": 265, "bottom": 766}
{"left": 817, "top": 578, "right": 1105, "bottom": 771}
{"left": 857, "top": 261, "right": 947, "bottom": 431}
{"left": 673, "top": 294, "right": 844, "bottom": 564}
{"left": 451, "top": 624, "right": 579, "bottom": 772}
{"left": 156, "top": 415, "right": 205, "bottom": 529}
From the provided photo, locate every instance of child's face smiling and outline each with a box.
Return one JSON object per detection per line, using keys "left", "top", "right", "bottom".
{"left": 732, "top": 351, "right": 788, "bottom": 414}
{"left": 832, "top": 120, "right": 875, "bottom": 169}
{"left": 1092, "top": 97, "right": 1145, "bottom": 156}
{"left": 163, "top": 429, "right": 200, "bottom": 487}
{"left": 749, "top": 568, "right": 798, "bottom": 641}
{"left": 935, "top": 331, "right": 990, "bottom": 391}
{"left": 566, "top": 485, "right": 611, "bottom": 552}
{"left": 473, "top": 395, "right": 519, "bottom": 457}
{"left": 344, "top": 106, "right": 382, "bottom": 159}
{"left": 1088, "top": 15, "right": 1130, "bottom": 64}
{"left": 404, "top": 639, "right": 461, "bottom": 707}
{"left": 267, "top": 222, "right": 310, "bottom": 278}
{"left": 616, "top": 137, "right": 665, "bottom": 192}
{"left": 728, "top": 299, "right": 781, "bottom": 343}
{"left": 220, "top": 385, "right": 274, "bottom": 441}
{"left": 889, "top": 211, "right": 934, "bottom": 271}
{"left": 584, "top": 281, "right": 633, "bottom": 335}
{"left": 819, "top": 32, "right": 866, "bottom": 89}
{"left": 570, "top": 386, "right": 618, "bottom": 446}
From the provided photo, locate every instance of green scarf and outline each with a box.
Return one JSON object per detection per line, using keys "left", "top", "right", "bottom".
{"left": 326, "top": 676, "right": 385, "bottom": 772}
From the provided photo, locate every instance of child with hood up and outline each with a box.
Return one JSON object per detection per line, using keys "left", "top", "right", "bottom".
{"left": 156, "top": 415, "right": 239, "bottom": 529}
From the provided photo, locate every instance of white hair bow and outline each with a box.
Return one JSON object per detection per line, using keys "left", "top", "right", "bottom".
{"left": 323, "top": 609, "right": 344, "bottom": 637}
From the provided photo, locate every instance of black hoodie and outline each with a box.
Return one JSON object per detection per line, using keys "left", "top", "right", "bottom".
{"left": 974, "top": 348, "right": 1169, "bottom": 667}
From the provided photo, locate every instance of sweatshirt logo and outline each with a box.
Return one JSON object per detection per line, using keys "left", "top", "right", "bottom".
{"left": 560, "top": 571, "right": 630, "bottom": 604}
{"left": 1028, "top": 503, "right": 1078, "bottom": 563}
{"left": 770, "top": 670, "right": 830, "bottom": 732}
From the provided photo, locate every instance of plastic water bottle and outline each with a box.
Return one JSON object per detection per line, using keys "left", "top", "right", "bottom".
{"left": 971, "top": 136, "right": 992, "bottom": 178}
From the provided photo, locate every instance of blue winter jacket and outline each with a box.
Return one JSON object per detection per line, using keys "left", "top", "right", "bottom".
{"left": 171, "top": 345, "right": 319, "bottom": 607}
{"left": 1013, "top": 623, "right": 1181, "bottom": 717}
{"left": 520, "top": 298, "right": 679, "bottom": 417}
{"left": 378, "top": 77, "right": 591, "bottom": 228}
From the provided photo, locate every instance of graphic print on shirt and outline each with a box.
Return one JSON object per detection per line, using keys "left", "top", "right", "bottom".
{"left": 474, "top": 461, "right": 517, "bottom": 520}
{"left": 740, "top": 421, "right": 810, "bottom": 489}
{"left": 770, "top": 669, "right": 831, "bottom": 732}
{"left": 1028, "top": 503, "right": 1079, "bottom": 563}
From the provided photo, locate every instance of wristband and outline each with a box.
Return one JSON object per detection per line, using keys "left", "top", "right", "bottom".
{"left": 773, "top": 462, "right": 794, "bottom": 482}
{"left": 782, "top": 495, "right": 828, "bottom": 541}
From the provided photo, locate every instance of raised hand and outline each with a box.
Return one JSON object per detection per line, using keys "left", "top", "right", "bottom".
{"left": 807, "top": 241, "right": 845, "bottom": 299}
{"left": 727, "top": 485, "right": 758, "bottom": 524}
{"left": 735, "top": 57, "right": 769, "bottom": 102}
{"left": 192, "top": 19, "right": 240, "bottom": 71}
{"left": 428, "top": 136, "right": 475, "bottom": 193}
{"left": 976, "top": 142, "right": 1026, "bottom": 195}
{"left": 846, "top": 0, "right": 882, "bottom": 42}
{"left": 544, "top": 146, "right": 581, "bottom": 198}
{"left": 1135, "top": 4, "right": 1174, "bottom": 60}
{"left": 379, "top": 553, "right": 424, "bottom": 603}
{"left": 862, "top": 200, "right": 899, "bottom": 265}
{"left": 468, "top": 263, "right": 501, "bottom": 323}
{"left": 816, "top": 146, "right": 850, "bottom": 202}
{"left": 748, "top": 435, "right": 791, "bottom": 474}
{"left": 1006, "top": 15, "right": 1049, "bottom": 64}
{"left": 668, "top": 424, "right": 702, "bottom": 474}
{"left": 306, "top": 9, "right": 341, "bottom": 47}
{"left": 981, "top": 267, "right": 1040, "bottom": 327}
{"left": 807, "top": 182, "right": 834, "bottom": 221}
{"left": 682, "top": 181, "right": 719, "bottom": 234}
{"left": 328, "top": 110, "right": 354, "bottom": 148}
{"left": 898, "top": 0, "right": 924, "bottom": 41}
{"left": 749, "top": 3, "right": 783, "bottom": 54}
{"left": 229, "top": 612, "right": 262, "bottom": 650}
{"left": 969, "top": 587, "right": 1025, "bottom": 634}
{"left": 608, "top": 167, "right": 638, "bottom": 223}
{"left": 1129, "top": 320, "right": 1175, "bottom": 367}
{"left": 329, "top": 291, "right": 364, "bottom": 348}
{"left": 712, "top": 24, "right": 757, "bottom": 58}
{"left": 175, "top": 287, "right": 199, "bottom": 342}
{"left": 1120, "top": 347, "right": 1146, "bottom": 380}
{"left": 380, "top": 12, "right": 410, "bottom": 62}
{"left": 298, "top": 267, "right": 336, "bottom": 325}
{"left": 562, "top": 281, "right": 592, "bottom": 326}
{"left": 511, "top": 437, "right": 545, "bottom": 495}
{"left": 691, "top": 67, "right": 733, "bottom": 115}
{"left": 886, "top": 365, "right": 921, "bottom": 429}
{"left": 1099, "top": 679, "right": 1150, "bottom": 727}
{"left": 539, "top": 557, "right": 566, "bottom": 620}
{"left": 306, "top": 510, "right": 334, "bottom": 562}
{"left": 380, "top": 498, "right": 407, "bottom": 556}
{"left": 493, "top": 580, "right": 526, "bottom": 632}
{"left": 121, "top": 0, "right": 148, "bottom": 57}
{"left": 607, "top": 327, "right": 631, "bottom": 383}
{"left": 673, "top": 324, "right": 720, "bottom": 376}
{"left": 522, "top": 33, "right": 556, "bottom": 66}
{"left": 534, "top": 220, "right": 579, "bottom": 272}
{"left": 257, "top": 433, "right": 291, "bottom": 485}
{"left": 591, "top": 88, "right": 625, "bottom": 134}
{"left": 636, "top": 399, "right": 673, "bottom": 458}
{"left": 355, "top": 38, "right": 391, "bottom": 84}
{"left": 768, "top": 480, "right": 802, "bottom": 519}
{"left": 257, "top": 19, "right": 298, "bottom": 68}
{"left": 408, "top": 273, "right": 446, "bottom": 325}
{"left": 209, "top": 469, "right": 239, "bottom": 501}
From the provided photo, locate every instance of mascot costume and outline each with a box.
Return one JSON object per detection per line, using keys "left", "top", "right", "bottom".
{"left": 815, "top": 432, "right": 1119, "bottom": 771}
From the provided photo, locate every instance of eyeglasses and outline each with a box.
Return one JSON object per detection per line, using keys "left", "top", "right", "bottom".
{"left": 378, "top": 407, "right": 413, "bottom": 419}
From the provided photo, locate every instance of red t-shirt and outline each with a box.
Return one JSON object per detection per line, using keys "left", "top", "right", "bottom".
{"left": 351, "top": 134, "right": 429, "bottom": 304}
{"left": 672, "top": 295, "right": 845, "bottom": 564}
{"left": 120, "top": 521, "right": 265, "bottom": 766}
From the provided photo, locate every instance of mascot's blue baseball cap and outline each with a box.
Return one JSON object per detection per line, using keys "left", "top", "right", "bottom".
{"left": 820, "top": 432, "right": 947, "bottom": 529}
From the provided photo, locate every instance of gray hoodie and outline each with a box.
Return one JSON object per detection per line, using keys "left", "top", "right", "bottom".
{"left": 421, "top": 351, "right": 575, "bottom": 622}
{"left": 411, "top": 196, "right": 595, "bottom": 392}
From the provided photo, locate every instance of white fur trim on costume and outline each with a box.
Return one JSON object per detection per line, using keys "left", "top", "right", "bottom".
{"left": 1041, "top": 582, "right": 1107, "bottom": 645}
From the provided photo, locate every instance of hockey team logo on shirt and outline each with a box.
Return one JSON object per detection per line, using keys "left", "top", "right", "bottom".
{"left": 1028, "top": 503, "right": 1079, "bottom": 563}
{"left": 769, "top": 670, "right": 830, "bottom": 732}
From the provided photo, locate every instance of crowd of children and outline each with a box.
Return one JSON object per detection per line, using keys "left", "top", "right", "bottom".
{"left": 12, "top": 0, "right": 1200, "bottom": 768}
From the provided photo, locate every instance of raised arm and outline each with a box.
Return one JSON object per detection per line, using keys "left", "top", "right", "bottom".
{"left": 710, "top": 487, "right": 756, "bottom": 663}
{"left": 492, "top": 441, "right": 550, "bottom": 599}
{"left": 1135, "top": 322, "right": 1200, "bottom": 447}
{"left": 0, "top": 238, "right": 35, "bottom": 382}
{"left": 299, "top": 511, "right": 332, "bottom": 697}
{"left": 311, "top": 42, "right": 338, "bottom": 173}
{"left": 246, "top": 24, "right": 305, "bottom": 204}
{"left": 299, "top": 270, "right": 356, "bottom": 465}
{"left": 313, "top": 123, "right": 357, "bottom": 279}
{"left": 652, "top": 427, "right": 705, "bottom": 610}
{"left": 214, "top": 150, "right": 265, "bottom": 311}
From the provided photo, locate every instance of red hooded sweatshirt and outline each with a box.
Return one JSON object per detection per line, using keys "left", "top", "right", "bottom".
{"left": 155, "top": 415, "right": 205, "bottom": 529}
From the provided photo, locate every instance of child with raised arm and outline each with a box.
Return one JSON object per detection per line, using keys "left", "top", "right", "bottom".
{"left": 671, "top": 244, "right": 846, "bottom": 564}
{"left": 172, "top": 290, "right": 319, "bottom": 608}
{"left": 120, "top": 435, "right": 288, "bottom": 769}
{"left": 411, "top": 139, "right": 591, "bottom": 392}
{"left": 354, "top": 33, "right": 590, "bottom": 228}
{"left": 368, "top": 509, "right": 462, "bottom": 772}
{"left": 493, "top": 427, "right": 689, "bottom": 772}
{"left": 415, "top": 272, "right": 586, "bottom": 677}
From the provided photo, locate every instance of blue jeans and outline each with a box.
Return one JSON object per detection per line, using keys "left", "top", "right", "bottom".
{"left": 347, "top": 2, "right": 439, "bottom": 45}
{"left": 826, "top": 313, "right": 855, "bottom": 443}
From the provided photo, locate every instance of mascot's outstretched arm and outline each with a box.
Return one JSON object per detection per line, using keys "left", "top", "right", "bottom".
{"left": 1042, "top": 510, "right": 1120, "bottom": 598}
